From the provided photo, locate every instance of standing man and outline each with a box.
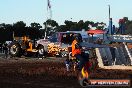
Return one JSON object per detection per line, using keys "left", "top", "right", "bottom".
{"left": 72, "top": 34, "right": 89, "bottom": 71}
{"left": 3, "top": 43, "right": 8, "bottom": 59}
{"left": 0, "top": 43, "right": 2, "bottom": 53}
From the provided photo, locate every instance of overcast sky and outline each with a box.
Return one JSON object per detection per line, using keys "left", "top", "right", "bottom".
{"left": 0, "top": 0, "right": 132, "bottom": 27}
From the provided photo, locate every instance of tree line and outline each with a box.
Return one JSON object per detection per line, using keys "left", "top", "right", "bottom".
{"left": 0, "top": 18, "right": 132, "bottom": 42}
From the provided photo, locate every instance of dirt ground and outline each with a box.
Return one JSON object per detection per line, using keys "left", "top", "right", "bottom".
{"left": 0, "top": 56, "right": 132, "bottom": 88}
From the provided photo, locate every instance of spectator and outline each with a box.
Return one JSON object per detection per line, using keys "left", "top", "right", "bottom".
{"left": 64, "top": 58, "right": 70, "bottom": 71}
{"left": 3, "top": 43, "right": 8, "bottom": 59}
{"left": 72, "top": 34, "right": 89, "bottom": 71}
{"left": 0, "top": 43, "right": 2, "bottom": 53}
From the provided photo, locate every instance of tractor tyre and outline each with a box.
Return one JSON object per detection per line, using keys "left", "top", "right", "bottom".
{"left": 9, "top": 42, "right": 22, "bottom": 57}
{"left": 38, "top": 46, "right": 47, "bottom": 58}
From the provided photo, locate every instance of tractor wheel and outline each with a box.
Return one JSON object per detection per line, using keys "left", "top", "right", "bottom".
{"left": 9, "top": 43, "right": 22, "bottom": 57}
{"left": 38, "top": 46, "right": 47, "bottom": 58}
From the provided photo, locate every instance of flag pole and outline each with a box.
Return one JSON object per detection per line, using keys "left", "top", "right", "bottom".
{"left": 44, "top": 0, "right": 52, "bottom": 39}
{"left": 44, "top": 0, "right": 49, "bottom": 39}
{"left": 108, "top": 5, "right": 110, "bottom": 19}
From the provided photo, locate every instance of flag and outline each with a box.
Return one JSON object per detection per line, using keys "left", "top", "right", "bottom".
{"left": 48, "top": 0, "right": 51, "bottom": 8}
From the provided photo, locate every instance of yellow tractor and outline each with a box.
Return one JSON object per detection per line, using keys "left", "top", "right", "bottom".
{"left": 9, "top": 36, "right": 38, "bottom": 57}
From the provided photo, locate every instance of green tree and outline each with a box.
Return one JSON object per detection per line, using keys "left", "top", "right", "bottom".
{"left": 30, "top": 22, "right": 42, "bottom": 29}
{"left": 13, "top": 21, "right": 26, "bottom": 37}
{"left": 43, "top": 19, "right": 59, "bottom": 36}
{"left": 56, "top": 25, "right": 68, "bottom": 32}
{"left": 77, "top": 20, "right": 84, "bottom": 30}
{"left": 70, "top": 22, "right": 78, "bottom": 31}
{"left": 30, "top": 22, "right": 42, "bottom": 39}
{"left": 126, "top": 20, "right": 132, "bottom": 34}
{"left": 44, "top": 19, "right": 58, "bottom": 27}
{"left": 0, "top": 23, "right": 6, "bottom": 29}
{"left": 64, "top": 20, "right": 74, "bottom": 29}
{"left": 13, "top": 21, "right": 26, "bottom": 28}
{"left": 0, "top": 23, "right": 13, "bottom": 42}
{"left": 123, "top": 17, "right": 128, "bottom": 22}
{"left": 83, "top": 21, "right": 94, "bottom": 31}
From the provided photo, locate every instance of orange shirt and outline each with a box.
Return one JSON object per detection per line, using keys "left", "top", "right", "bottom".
{"left": 72, "top": 40, "right": 81, "bottom": 56}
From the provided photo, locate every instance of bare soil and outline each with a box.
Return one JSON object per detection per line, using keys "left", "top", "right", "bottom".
{"left": 0, "top": 58, "right": 132, "bottom": 88}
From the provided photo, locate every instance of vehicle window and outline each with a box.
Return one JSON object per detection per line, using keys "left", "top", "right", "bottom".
{"left": 61, "top": 34, "right": 67, "bottom": 43}
{"left": 49, "top": 33, "right": 57, "bottom": 42}
{"left": 88, "top": 36, "right": 98, "bottom": 43}
{"left": 61, "top": 33, "right": 75, "bottom": 45}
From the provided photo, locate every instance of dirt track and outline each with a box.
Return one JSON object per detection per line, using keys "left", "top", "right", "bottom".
{"left": 0, "top": 58, "right": 81, "bottom": 88}
{"left": 0, "top": 57, "right": 132, "bottom": 88}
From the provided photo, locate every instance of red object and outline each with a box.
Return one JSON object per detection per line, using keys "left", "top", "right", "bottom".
{"left": 87, "top": 30, "right": 105, "bottom": 34}
{"left": 119, "top": 19, "right": 125, "bottom": 23}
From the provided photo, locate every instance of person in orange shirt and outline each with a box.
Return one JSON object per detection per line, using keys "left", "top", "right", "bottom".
{"left": 72, "top": 34, "right": 89, "bottom": 71}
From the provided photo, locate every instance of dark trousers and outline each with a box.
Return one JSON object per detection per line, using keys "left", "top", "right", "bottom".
{"left": 4, "top": 50, "right": 8, "bottom": 58}
{"left": 75, "top": 53, "right": 89, "bottom": 71}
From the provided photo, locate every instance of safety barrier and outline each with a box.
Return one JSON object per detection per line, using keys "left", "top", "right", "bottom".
{"left": 96, "top": 43, "right": 132, "bottom": 68}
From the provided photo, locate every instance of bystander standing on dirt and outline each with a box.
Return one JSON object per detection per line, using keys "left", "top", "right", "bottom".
{"left": 3, "top": 43, "right": 8, "bottom": 59}
{"left": 0, "top": 43, "right": 2, "bottom": 53}
{"left": 65, "top": 58, "right": 72, "bottom": 71}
